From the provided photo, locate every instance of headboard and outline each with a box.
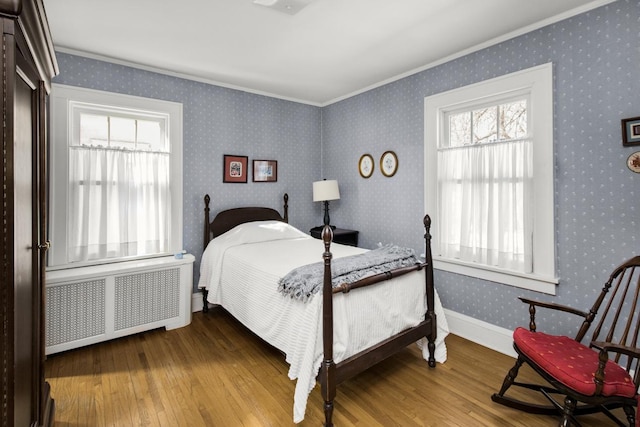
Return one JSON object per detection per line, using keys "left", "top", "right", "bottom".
{"left": 203, "top": 193, "right": 289, "bottom": 249}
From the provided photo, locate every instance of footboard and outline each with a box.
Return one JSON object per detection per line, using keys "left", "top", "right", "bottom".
{"left": 320, "top": 215, "right": 436, "bottom": 427}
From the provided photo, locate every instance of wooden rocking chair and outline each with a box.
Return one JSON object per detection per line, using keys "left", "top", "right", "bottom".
{"left": 492, "top": 256, "right": 640, "bottom": 427}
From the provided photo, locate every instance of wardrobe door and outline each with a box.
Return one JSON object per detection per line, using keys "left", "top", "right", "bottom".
{"left": 13, "top": 47, "right": 43, "bottom": 427}
{"left": 12, "top": 24, "right": 52, "bottom": 426}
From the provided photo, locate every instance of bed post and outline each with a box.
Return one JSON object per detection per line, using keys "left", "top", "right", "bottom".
{"left": 204, "top": 194, "right": 211, "bottom": 249}
{"left": 320, "top": 225, "right": 335, "bottom": 427}
{"left": 203, "top": 194, "right": 211, "bottom": 313}
{"left": 424, "top": 214, "right": 436, "bottom": 367}
{"left": 283, "top": 193, "right": 289, "bottom": 223}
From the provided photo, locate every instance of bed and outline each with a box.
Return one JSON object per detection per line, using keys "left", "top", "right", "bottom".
{"left": 198, "top": 193, "right": 449, "bottom": 425}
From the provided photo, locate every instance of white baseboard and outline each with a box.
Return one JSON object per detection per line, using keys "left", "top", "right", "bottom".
{"left": 443, "top": 308, "right": 517, "bottom": 358}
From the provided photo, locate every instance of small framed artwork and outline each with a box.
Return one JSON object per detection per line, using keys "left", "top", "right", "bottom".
{"left": 358, "top": 154, "right": 374, "bottom": 178}
{"left": 380, "top": 150, "right": 398, "bottom": 177}
{"left": 622, "top": 116, "right": 640, "bottom": 146}
{"left": 223, "top": 155, "right": 248, "bottom": 183}
{"left": 253, "top": 159, "right": 278, "bottom": 182}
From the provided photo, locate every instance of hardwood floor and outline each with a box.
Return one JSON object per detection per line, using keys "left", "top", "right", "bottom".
{"left": 46, "top": 307, "right": 626, "bottom": 426}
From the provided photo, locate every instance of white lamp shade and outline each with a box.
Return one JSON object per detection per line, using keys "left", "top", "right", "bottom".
{"left": 313, "top": 180, "right": 340, "bottom": 202}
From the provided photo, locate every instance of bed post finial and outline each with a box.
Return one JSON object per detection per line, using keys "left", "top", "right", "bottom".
{"left": 423, "top": 214, "right": 431, "bottom": 233}
{"left": 283, "top": 193, "right": 289, "bottom": 223}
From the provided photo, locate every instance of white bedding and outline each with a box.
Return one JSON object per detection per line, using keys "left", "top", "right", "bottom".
{"left": 197, "top": 221, "right": 449, "bottom": 423}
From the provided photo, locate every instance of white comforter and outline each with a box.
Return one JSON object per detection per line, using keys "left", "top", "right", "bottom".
{"left": 197, "top": 221, "right": 449, "bottom": 423}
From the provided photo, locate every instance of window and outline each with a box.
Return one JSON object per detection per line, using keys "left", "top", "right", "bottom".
{"left": 49, "top": 84, "right": 183, "bottom": 268}
{"left": 424, "top": 63, "right": 557, "bottom": 294}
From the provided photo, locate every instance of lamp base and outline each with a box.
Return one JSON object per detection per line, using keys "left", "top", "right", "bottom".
{"left": 323, "top": 200, "right": 331, "bottom": 227}
{"left": 310, "top": 225, "right": 336, "bottom": 232}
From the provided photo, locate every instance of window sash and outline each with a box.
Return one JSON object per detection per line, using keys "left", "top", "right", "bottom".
{"left": 437, "top": 94, "right": 533, "bottom": 273}
{"left": 49, "top": 84, "right": 183, "bottom": 269}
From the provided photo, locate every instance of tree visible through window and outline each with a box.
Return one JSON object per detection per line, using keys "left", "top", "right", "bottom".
{"left": 448, "top": 100, "right": 527, "bottom": 145}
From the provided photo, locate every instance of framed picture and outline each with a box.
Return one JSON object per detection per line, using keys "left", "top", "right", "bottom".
{"left": 358, "top": 154, "right": 374, "bottom": 178}
{"left": 622, "top": 116, "right": 640, "bottom": 146}
{"left": 380, "top": 150, "right": 398, "bottom": 177}
{"left": 223, "top": 155, "right": 248, "bottom": 183}
{"left": 253, "top": 159, "right": 278, "bottom": 182}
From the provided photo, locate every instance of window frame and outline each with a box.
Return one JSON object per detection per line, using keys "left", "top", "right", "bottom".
{"left": 48, "top": 84, "right": 184, "bottom": 269}
{"left": 424, "top": 63, "right": 557, "bottom": 294}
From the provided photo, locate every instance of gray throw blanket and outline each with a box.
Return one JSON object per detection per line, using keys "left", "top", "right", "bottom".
{"left": 278, "top": 244, "right": 419, "bottom": 302}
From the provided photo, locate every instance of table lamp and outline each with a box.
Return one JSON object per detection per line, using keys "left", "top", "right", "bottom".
{"left": 312, "top": 179, "right": 340, "bottom": 227}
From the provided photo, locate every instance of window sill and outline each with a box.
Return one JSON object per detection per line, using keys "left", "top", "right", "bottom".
{"left": 46, "top": 252, "right": 184, "bottom": 272}
{"left": 433, "top": 257, "right": 558, "bottom": 295}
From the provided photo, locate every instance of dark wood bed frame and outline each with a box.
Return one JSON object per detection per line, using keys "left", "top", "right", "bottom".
{"left": 201, "top": 193, "right": 437, "bottom": 426}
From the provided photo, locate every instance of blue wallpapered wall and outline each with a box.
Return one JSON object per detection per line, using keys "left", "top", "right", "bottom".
{"left": 323, "top": 0, "right": 639, "bottom": 335}
{"left": 53, "top": 0, "right": 639, "bottom": 335}
{"left": 52, "top": 54, "right": 323, "bottom": 287}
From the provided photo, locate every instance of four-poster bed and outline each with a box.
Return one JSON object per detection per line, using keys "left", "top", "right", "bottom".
{"left": 198, "top": 193, "right": 447, "bottom": 425}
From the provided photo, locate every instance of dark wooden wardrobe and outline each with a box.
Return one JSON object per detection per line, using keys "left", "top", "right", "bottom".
{"left": 0, "top": 1, "right": 58, "bottom": 426}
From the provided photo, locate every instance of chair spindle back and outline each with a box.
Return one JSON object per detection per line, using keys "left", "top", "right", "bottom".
{"left": 587, "top": 256, "right": 640, "bottom": 385}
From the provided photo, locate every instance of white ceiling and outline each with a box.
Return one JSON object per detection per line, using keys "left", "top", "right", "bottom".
{"left": 44, "top": 0, "right": 613, "bottom": 106}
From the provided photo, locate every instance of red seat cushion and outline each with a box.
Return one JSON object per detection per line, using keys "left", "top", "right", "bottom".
{"left": 514, "top": 327, "right": 637, "bottom": 398}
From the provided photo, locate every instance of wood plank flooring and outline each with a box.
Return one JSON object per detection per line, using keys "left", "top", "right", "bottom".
{"left": 45, "top": 307, "right": 626, "bottom": 426}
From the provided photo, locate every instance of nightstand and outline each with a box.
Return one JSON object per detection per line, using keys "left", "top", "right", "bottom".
{"left": 310, "top": 227, "right": 359, "bottom": 247}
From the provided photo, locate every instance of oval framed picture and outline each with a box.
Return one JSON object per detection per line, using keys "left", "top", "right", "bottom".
{"left": 380, "top": 151, "right": 398, "bottom": 177}
{"left": 358, "top": 154, "right": 374, "bottom": 178}
{"left": 627, "top": 151, "right": 640, "bottom": 173}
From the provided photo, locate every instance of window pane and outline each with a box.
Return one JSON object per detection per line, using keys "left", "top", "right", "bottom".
{"left": 448, "top": 112, "right": 470, "bottom": 147}
{"left": 79, "top": 113, "right": 108, "bottom": 147}
{"left": 110, "top": 116, "right": 136, "bottom": 149}
{"left": 472, "top": 107, "right": 497, "bottom": 143}
{"left": 499, "top": 100, "right": 527, "bottom": 140}
{"left": 137, "top": 119, "right": 164, "bottom": 151}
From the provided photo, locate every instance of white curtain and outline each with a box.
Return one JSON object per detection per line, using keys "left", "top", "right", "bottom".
{"left": 68, "top": 147, "right": 171, "bottom": 263}
{"left": 437, "top": 139, "right": 533, "bottom": 272}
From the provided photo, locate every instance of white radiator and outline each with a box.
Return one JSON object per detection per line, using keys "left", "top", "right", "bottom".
{"left": 45, "top": 254, "right": 194, "bottom": 355}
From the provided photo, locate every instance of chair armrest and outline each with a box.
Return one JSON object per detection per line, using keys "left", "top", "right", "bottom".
{"left": 592, "top": 341, "right": 640, "bottom": 359}
{"left": 591, "top": 340, "right": 640, "bottom": 395}
{"left": 519, "top": 297, "right": 589, "bottom": 318}
{"left": 518, "top": 297, "right": 589, "bottom": 333}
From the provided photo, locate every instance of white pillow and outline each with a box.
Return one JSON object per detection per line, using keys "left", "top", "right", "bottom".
{"left": 216, "top": 220, "right": 308, "bottom": 246}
